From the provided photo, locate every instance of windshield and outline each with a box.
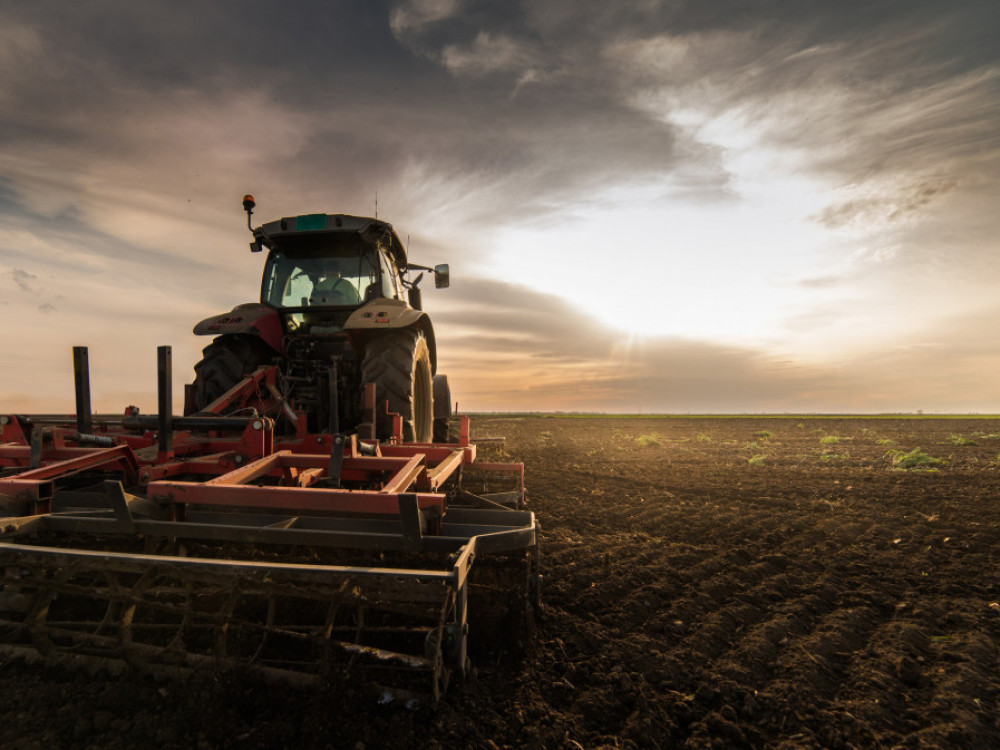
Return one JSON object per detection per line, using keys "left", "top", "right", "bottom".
{"left": 261, "top": 236, "right": 380, "bottom": 309}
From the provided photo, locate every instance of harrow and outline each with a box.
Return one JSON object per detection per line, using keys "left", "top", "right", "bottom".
{"left": 0, "top": 346, "right": 539, "bottom": 700}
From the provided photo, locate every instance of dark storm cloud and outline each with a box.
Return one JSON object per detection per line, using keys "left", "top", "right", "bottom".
{"left": 0, "top": 1, "right": 439, "bottom": 209}
{"left": 387, "top": 0, "right": 999, "bottom": 247}
{"left": 2, "top": 1, "right": 686, "bottom": 229}
{"left": 2, "top": 1, "right": 412, "bottom": 92}
{"left": 609, "top": 4, "right": 999, "bottom": 170}
{"left": 4, "top": 0, "right": 995, "bottom": 228}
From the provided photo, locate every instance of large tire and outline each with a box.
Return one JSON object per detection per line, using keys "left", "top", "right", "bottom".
{"left": 362, "top": 329, "right": 433, "bottom": 442}
{"left": 433, "top": 374, "right": 453, "bottom": 443}
{"left": 192, "top": 336, "right": 276, "bottom": 412}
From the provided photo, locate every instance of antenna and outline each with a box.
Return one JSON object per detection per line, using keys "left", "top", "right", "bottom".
{"left": 374, "top": 190, "right": 378, "bottom": 219}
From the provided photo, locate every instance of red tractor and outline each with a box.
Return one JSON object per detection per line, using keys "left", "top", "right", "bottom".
{"left": 186, "top": 196, "right": 452, "bottom": 442}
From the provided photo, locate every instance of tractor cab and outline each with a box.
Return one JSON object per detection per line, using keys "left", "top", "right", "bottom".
{"left": 248, "top": 207, "right": 449, "bottom": 336}
{"left": 254, "top": 212, "right": 410, "bottom": 336}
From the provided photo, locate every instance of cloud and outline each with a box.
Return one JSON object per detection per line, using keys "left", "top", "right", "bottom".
{"left": 813, "top": 178, "right": 960, "bottom": 229}
{"left": 382, "top": 0, "right": 1000, "bottom": 272}
{"left": 440, "top": 31, "right": 540, "bottom": 81}
{"left": 433, "top": 278, "right": 846, "bottom": 412}
{"left": 1, "top": 1, "right": 998, "bottom": 414}
{"left": 390, "top": 0, "right": 461, "bottom": 36}
{"left": 432, "top": 274, "right": 1000, "bottom": 413}
{"left": 6, "top": 0, "right": 987, "bottom": 254}
{"left": 795, "top": 274, "right": 852, "bottom": 291}
{"left": 610, "top": 15, "right": 1000, "bottom": 180}
{"left": 9, "top": 268, "right": 36, "bottom": 292}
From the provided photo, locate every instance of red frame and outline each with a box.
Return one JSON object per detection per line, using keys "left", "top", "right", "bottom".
{"left": 0, "top": 370, "right": 523, "bottom": 519}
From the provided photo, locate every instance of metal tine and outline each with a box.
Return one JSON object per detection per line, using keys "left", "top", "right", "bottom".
{"left": 72, "top": 347, "right": 92, "bottom": 436}
{"left": 327, "top": 434, "right": 345, "bottom": 488}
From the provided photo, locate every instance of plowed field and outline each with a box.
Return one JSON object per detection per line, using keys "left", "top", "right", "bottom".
{"left": 2, "top": 416, "right": 999, "bottom": 749}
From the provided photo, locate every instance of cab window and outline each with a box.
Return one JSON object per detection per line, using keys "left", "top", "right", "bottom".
{"left": 378, "top": 251, "right": 403, "bottom": 300}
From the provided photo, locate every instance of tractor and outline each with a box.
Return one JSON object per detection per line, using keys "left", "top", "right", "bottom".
{"left": 186, "top": 196, "right": 452, "bottom": 442}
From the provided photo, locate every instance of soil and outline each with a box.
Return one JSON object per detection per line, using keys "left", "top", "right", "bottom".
{"left": 3, "top": 416, "right": 1000, "bottom": 749}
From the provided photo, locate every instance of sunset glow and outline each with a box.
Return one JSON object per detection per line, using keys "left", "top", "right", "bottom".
{"left": 1, "top": 1, "right": 998, "bottom": 413}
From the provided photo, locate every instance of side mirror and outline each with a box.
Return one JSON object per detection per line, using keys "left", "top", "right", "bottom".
{"left": 434, "top": 264, "right": 450, "bottom": 289}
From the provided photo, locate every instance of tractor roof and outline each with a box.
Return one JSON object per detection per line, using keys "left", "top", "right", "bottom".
{"left": 254, "top": 214, "right": 407, "bottom": 269}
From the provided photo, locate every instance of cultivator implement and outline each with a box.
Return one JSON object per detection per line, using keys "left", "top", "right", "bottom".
{"left": 0, "top": 347, "right": 538, "bottom": 699}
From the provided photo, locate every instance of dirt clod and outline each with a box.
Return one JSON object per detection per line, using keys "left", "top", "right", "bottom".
{"left": 895, "top": 655, "right": 922, "bottom": 686}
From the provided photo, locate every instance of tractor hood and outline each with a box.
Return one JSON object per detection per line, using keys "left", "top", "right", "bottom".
{"left": 253, "top": 214, "right": 407, "bottom": 270}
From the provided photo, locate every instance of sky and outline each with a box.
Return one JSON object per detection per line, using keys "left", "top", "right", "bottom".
{"left": 1, "top": 0, "right": 999, "bottom": 413}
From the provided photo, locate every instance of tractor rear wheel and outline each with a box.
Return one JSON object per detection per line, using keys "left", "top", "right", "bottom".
{"left": 362, "top": 329, "right": 433, "bottom": 442}
{"left": 433, "top": 374, "right": 453, "bottom": 443}
{"left": 192, "top": 335, "right": 275, "bottom": 412}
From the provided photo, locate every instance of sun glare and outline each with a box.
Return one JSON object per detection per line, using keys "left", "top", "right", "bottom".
{"left": 490, "top": 174, "right": 840, "bottom": 346}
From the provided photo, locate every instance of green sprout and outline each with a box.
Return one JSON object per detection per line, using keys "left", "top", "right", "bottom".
{"left": 885, "top": 447, "right": 946, "bottom": 471}
{"left": 947, "top": 435, "right": 977, "bottom": 446}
